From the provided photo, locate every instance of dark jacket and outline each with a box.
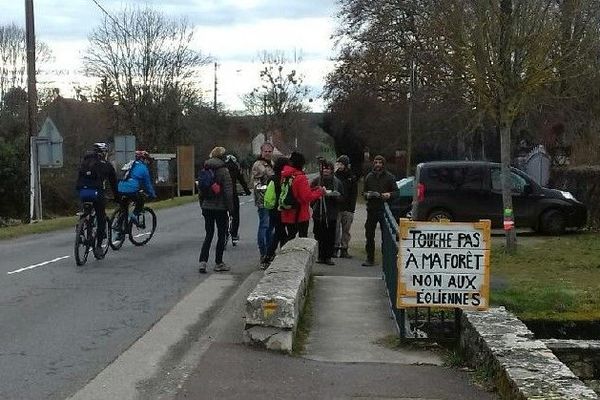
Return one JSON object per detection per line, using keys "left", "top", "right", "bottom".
{"left": 334, "top": 168, "right": 358, "bottom": 213}
{"left": 363, "top": 169, "right": 397, "bottom": 211}
{"left": 310, "top": 175, "right": 344, "bottom": 222}
{"left": 199, "top": 157, "right": 234, "bottom": 212}
{"left": 226, "top": 160, "right": 251, "bottom": 196}
{"left": 76, "top": 152, "right": 118, "bottom": 195}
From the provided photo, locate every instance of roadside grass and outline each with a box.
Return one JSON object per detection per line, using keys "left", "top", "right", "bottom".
{"left": 491, "top": 232, "right": 600, "bottom": 321}
{"left": 0, "top": 195, "right": 197, "bottom": 241}
{"left": 292, "top": 276, "right": 315, "bottom": 355}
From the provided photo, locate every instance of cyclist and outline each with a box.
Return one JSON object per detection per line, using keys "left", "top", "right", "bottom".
{"left": 224, "top": 153, "right": 251, "bottom": 244}
{"left": 75, "top": 142, "right": 118, "bottom": 248}
{"left": 117, "top": 150, "right": 157, "bottom": 226}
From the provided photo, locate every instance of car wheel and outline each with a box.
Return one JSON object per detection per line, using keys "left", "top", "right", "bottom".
{"left": 428, "top": 209, "right": 453, "bottom": 222}
{"left": 540, "top": 209, "right": 566, "bottom": 236}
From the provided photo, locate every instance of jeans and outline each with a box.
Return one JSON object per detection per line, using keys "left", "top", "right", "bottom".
{"left": 257, "top": 207, "right": 273, "bottom": 257}
{"left": 267, "top": 210, "right": 287, "bottom": 259}
{"left": 199, "top": 209, "right": 228, "bottom": 264}
{"left": 365, "top": 209, "right": 386, "bottom": 262}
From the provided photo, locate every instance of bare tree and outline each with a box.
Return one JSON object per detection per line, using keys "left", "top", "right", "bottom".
{"left": 432, "top": 0, "right": 598, "bottom": 252}
{"left": 83, "top": 7, "right": 210, "bottom": 148}
{"left": 243, "top": 51, "right": 311, "bottom": 147}
{"left": 0, "top": 23, "right": 52, "bottom": 106}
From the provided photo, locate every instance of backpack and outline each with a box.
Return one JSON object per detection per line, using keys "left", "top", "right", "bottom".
{"left": 278, "top": 176, "right": 298, "bottom": 211}
{"left": 197, "top": 165, "right": 222, "bottom": 198}
{"left": 120, "top": 160, "right": 134, "bottom": 181}
{"left": 264, "top": 180, "right": 277, "bottom": 209}
{"left": 78, "top": 155, "right": 100, "bottom": 187}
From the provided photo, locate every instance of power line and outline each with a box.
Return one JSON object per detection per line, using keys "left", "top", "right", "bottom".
{"left": 89, "top": 0, "right": 133, "bottom": 39}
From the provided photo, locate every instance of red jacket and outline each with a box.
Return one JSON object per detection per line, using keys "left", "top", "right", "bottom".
{"left": 280, "top": 165, "right": 324, "bottom": 224}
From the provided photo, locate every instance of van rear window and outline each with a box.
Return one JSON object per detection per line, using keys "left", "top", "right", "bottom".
{"left": 425, "top": 167, "right": 482, "bottom": 191}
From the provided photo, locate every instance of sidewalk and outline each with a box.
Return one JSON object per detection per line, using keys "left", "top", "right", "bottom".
{"left": 175, "top": 204, "right": 497, "bottom": 399}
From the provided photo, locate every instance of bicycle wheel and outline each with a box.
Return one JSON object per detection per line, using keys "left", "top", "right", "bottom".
{"left": 129, "top": 207, "right": 157, "bottom": 246}
{"left": 74, "top": 218, "right": 90, "bottom": 266}
{"left": 108, "top": 209, "right": 127, "bottom": 250}
{"left": 93, "top": 217, "right": 110, "bottom": 259}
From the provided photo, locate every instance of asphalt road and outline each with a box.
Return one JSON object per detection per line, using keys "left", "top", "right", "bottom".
{"left": 0, "top": 196, "right": 259, "bottom": 400}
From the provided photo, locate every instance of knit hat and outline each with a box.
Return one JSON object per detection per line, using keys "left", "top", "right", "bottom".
{"left": 336, "top": 155, "right": 350, "bottom": 167}
{"left": 289, "top": 151, "right": 306, "bottom": 169}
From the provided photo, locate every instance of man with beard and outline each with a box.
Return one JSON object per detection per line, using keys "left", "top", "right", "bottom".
{"left": 334, "top": 155, "right": 358, "bottom": 258}
{"left": 362, "top": 155, "right": 397, "bottom": 266}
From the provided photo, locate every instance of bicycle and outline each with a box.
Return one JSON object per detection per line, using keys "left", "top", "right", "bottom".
{"left": 108, "top": 195, "right": 157, "bottom": 250}
{"left": 74, "top": 202, "right": 109, "bottom": 266}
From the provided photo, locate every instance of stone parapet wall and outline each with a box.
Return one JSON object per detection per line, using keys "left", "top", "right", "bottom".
{"left": 461, "top": 307, "right": 598, "bottom": 399}
{"left": 544, "top": 339, "right": 600, "bottom": 394}
{"left": 243, "top": 238, "right": 317, "bottom": 353}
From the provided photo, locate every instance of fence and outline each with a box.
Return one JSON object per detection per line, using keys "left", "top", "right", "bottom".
{"left": 381, "top": 204, "right": 460, "bottom": 340}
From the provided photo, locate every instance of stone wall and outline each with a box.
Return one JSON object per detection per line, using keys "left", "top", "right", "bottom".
{"left": 550, "top": 166, "right": 600, "bottom": 228}
{"left": 243, "top": 238, "right": 317, "bottom": 353}
{"left": 544, "top": 339, "right": 600, "bottom": 394}
{"left": 461, "top": 307, "right": 598, "bottom": 399}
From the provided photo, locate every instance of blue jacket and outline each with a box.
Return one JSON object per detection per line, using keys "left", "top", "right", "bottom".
{"left": 118, "top": 160, "right": 157, "bottom": 198}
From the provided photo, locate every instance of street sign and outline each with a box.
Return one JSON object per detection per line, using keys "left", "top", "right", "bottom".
{"left": 115, "top": 135, "right": 136, "bottom": 168}
{"left": 37, "top": 117, "right": 63, "bottom": 168}
{"left": 397, "top": 219, "right": 491, "bottom": 311}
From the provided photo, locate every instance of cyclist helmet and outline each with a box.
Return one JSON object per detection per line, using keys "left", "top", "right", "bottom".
{"left": 93, "top": 142, "right": 109, "bottom": 154}
{"left": 135, "top": 150, "right": 151, "bottom": 161}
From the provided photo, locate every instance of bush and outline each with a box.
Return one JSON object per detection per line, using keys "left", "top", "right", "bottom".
{"left": 0, "top": 139, "right": 28, "bottom": 220}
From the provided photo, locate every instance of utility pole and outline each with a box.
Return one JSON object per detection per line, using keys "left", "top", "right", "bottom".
{"left": 213, "top": 62, "right": 218, "bottom": 112}
{"left": 25, "top": 0, "right": 41, "bottom": 221}
{"left": 406, "top": 58, "right": 414, "bottom": 178}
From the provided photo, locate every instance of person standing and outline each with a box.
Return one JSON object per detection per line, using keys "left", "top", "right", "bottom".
{"left": 225, "top": 154, "right": 251, "bottom": 245}
{"left": 334, "top": 155, "right": 358, "bottom": 258}
{"left": 252, "top": 142, "right": 275, "bottom": 265}
{"left": 265, "top": 156, "right": 289, "bottom": 267}
{"left": 280, "top": 151, "right": 324, "bottom": 239}
{"left": 311, "top": 160, "right": 344, "bottom": 265}
{"left": 362, "top": 155, "right": 397, "bottom": 266}
{"left": 198, "top": 147, "right": 234, "bottom": 273}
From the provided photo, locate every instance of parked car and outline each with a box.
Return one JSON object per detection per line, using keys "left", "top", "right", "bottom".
{"left": 411, "top": 161, "right": 587, "bottom": 235}
{"left": 389, "top": 176, "right": 414, "bottom": 219}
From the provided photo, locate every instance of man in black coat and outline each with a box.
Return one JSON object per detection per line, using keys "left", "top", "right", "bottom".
{"left": 225, "top": 154, "right": 251, "bottom": 244}
{"left": 334, "top": 155, "right": 358, "bottom": 258}
{"left": 362, "top": 155, "right": 397, "bottom": 266}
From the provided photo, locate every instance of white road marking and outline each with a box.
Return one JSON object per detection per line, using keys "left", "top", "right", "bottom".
{"left": 132, "top": 233, "right": 150, "bottom": 238}
{"left": 8, "top": 255, "right": 71, "bottom": 275}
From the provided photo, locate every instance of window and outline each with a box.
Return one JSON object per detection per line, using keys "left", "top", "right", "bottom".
{"left": 427, "top": 166, "right": 482, "bottom": 191}
{"left": 491, "top": 169, "right": 527, "bottom": 193}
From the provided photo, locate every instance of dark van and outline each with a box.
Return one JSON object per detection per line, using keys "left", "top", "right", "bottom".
{"left": 411, "top": 161, "right": 587, "bottom": 235}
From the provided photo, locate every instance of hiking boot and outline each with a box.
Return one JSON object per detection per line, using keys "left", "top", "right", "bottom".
{"left": 259, "top": 256, "right": 271, "bottom": 270}
{"left": 325, "top": 258, "right": 335, "bottom": 266}
{"left": 214, "top": 263, "right": 230, "bottom": 272}
{"left": 361, "top": 260, "right": 375, "bottom": 267}
{"left": 198, "top": 261, "right": 207, "bottom": 274}
{"left": 340, "top": 249, "right": 352, "bottom": 259}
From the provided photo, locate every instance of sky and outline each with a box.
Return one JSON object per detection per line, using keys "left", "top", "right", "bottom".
{"left": 1, "top": 0, "right": 340, "bottom": 112}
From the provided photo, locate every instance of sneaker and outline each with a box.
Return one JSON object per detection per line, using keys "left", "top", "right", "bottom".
{"left": 214, "top": 263, "right": 230, "bottom": 272}
{"left": 198, "top": 261, "right": 207, "bottom": 274}
{"left": 232, "top": 235, "right": 239, "bottom": 241}
{"left": 361, "top": 260, "right": 375, "bottom": 267}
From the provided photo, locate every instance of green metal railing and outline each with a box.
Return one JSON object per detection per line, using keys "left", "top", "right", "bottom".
{"left": 381, "top": 204, "right": 459, "bottom": 339}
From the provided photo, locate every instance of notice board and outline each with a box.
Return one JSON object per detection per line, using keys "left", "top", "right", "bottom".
{"left": 177, "top": 145, "right": 195, "bottom": 195}
{"left": 397, "top": 219, "right": 491, "bottom": 311}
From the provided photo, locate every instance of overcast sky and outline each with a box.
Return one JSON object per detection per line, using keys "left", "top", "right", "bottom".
{"left": 1, "top": 0, "right": 340, "bottom": 111}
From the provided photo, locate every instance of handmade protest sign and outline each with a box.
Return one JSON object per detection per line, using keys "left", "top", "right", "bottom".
{"left": 397, "top": 219, "right": 491, "bottom": 311}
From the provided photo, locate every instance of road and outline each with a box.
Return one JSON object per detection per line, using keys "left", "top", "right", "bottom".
{"left": 0, "top": 197, "right": 259, "bottom": 400}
